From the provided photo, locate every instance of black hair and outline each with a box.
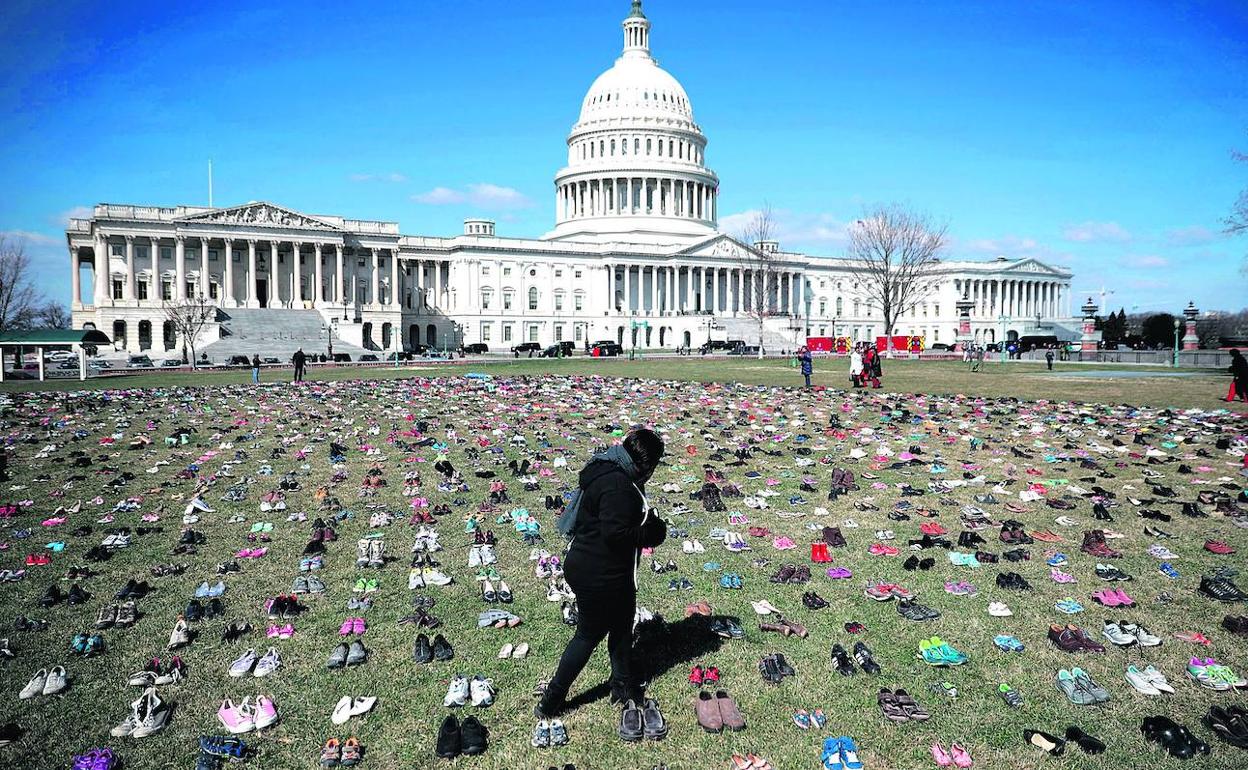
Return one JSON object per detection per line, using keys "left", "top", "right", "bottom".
{"left": 623, "top": 427, "right": 665, "bottom": 481}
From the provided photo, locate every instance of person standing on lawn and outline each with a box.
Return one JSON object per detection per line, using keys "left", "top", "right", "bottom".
{"left": 850, "top": 345, "right": 864, "bottom": 387}
{"left": 251, "top": 354, "right": 261, "bottom": 384}
{"left": 1228, "top": 349, "right": 1248, "bottom": 402}
{"left": 797, "top": 346, "right": 813, "bottom": 388}
{"left": 1045, "top": 349, "right": 1055, "bottom": 370}
{"left": 292, "top": 348, "right": 307, "bottom": 383}
{"left": 862, "top": 345, "right": 881, "bottom": 389}
{"left": 537, "top": 428, "right": 667, "bottom": 717}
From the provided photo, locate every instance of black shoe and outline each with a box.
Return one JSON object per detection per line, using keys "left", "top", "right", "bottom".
{"left": 1024, "top": 729, "right": 1067, "bottom": 755}
{"left": 641, "top": 698, "right": 668, "bottom": 740}
{"left": 1064, "top": 726, "right": 1105, "bottom": 755}
{"left": 115, "top": 579, "right": 139, "bottom": 600}
{"left": 184, "top": 599, "right": 204, "bottom": 622}
{"left": 66, "top": 584, "right": 90, "bottom": 605}
{"left": 412, "top": 633, "right": 433, "bottom": 663}
{"left": 830, "top": 644, "right": 856, "bottom": 676}
{"left": 902, "top": 555, "right": 919, "bottom": 571}
{"left": 853, "top": 641, "right": 881, "bottom": 674}
{"left": 460, "top": 715, "right": 487, "bottom": 755}
{"left": 38, "top": 585, "right": 64, "bottom": 608}
{"left": 432, "top": 633, "right": 454, "bottom": 661}
{"left": 435, "top": 715, "right": 462, "bottom": 758}
{"left": 619, "top": 700, "right": 644, "bottom": 742}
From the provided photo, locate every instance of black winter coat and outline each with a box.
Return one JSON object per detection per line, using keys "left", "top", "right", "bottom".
{"left": 563, "top": 460, "right": 667, "bottom": 596}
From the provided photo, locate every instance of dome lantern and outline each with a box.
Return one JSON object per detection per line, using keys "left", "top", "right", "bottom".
{"left": 623, "top": 1, "right": 651, "bottom": 58}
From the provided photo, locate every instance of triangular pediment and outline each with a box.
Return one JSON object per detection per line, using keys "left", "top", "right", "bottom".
{"left": 1003, "top": 257, "right": 1068, "bottom": 276}
{"left": 177, "top": 202, "right": 343, "bottom": 231}
{"left": 673, "top": 234, "right": 759, "bottom": 260}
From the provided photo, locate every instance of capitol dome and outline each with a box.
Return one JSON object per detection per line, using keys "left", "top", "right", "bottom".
{"left": 544, "top": 1, "right": 720, "bottom": 245}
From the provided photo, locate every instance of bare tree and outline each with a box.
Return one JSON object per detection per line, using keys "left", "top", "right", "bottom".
{"left": 163, "top": 295, "right": 216, "bottom": 368}
{"left": 0, "top": 236, "right": 45, "bottom": 333}
{"left": 846, "top": 203, "right": 948, "bottom": 355}
{"left": 1226, "top": 148, "right": 1248, "bottom": 276}
{"left": 37, "top": 302, "right": 71, "bottom": 329}
{"left": 736, "top": 204, "right": 780, "bottom": 358}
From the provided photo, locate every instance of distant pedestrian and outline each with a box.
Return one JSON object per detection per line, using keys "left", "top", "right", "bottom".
{"left": 972, "top": 346, "right": 986, "bottom": 373}
{"left": 797, "top": 346, "right": 813, "bottom": 388}
{"left": 1228, "top": 349, "right": 1248, "bottom": 402}
{"left": 850, "top": 346, "right": 864, "bottom": 387}
{"left": 1045, "top": 350, "right": 1054, "bottom": 371}
{"left": 251, "top": 354, "right": 261, "bottom": 384}
{"left": 292, "top": 348, "right": 307, "bottom": 382}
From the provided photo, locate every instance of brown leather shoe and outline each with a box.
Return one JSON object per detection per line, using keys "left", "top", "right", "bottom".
{"left": 780, "top": 618, "right": 809, "bottom": 638}
{"left": 759, "top": 621, "right": 791, "bottom": 636}
{"left": 715, "top": 690, "right": 746, "bottom": 731}
{"left": 695, "top": 690, "right": 724, "bottom": 732}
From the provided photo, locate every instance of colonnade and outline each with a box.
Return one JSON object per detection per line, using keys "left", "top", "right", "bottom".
{"left": 605, "top": 263, "right": 804, "bottom": 316}
{"left": 957, "top": 277, "right": 1070, "bottom": 319}
{"left": 558, "top": 176, "right": 716, "bottom": 223}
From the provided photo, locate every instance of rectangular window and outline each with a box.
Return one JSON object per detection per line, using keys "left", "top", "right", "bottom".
{"left": 574, "top": 294, "right": 583, "bottom": 311}
{"left": 111, "top": 243, "right": 123, "bottom": 256}
{"left": 481, "top": 293, "right": 491, "bottom": 310}
{"left": 574, "top": 270, "right": 582, "bottom": 279}
{"left": 112, "top": 280, "right": 123, "bottom": 299}
{"left": 503, "top": 294, "right": 512, "bottom": 310}
{"left": 934, "top": 304, "right": 940, "bottom": 316}
{"left": 528, "top": 324, "right": 539, "bottom": 342}
{"left": 209, "top": 250, "right": 219, "bottom": 262}
{"left": 186, "top": 281, "right": 195, "bottom": 298}
{"left": 233, "top": 252, "right": 241, "bottom": 262}
{"left": 161, "top": 281, "right": 172, "bottom": 300}
{"left": 138, "top": 247, "right": 149, "bottom": 260}
{"left": 555, "top": 269, "right": 563, "bottom": 278}
{"left": 137, "top": 282, "right": 148, "bottom": 300}
{"left": 481, "top": 323, "right": 492, "bottom": 341}
{"left": 482, "top": 266, "right": 490, "bottom": 277}
{"left": 819, "top": 326, "right": 827, "bottom": 336}
{"left": 503, "top": 267, "right": 512, "bottom": 276}
{"left": 503, "top": 324, "right": 513, "bottom": 342}
{"left": 554, "top": 324, "right": 564, "bottom": 341}
{"left": 528, "top": 293, "right": 538, "bottom": 311}
{"left": 554, "top": 295, "right": 564, "bottom": 311}
{"left": 574, "top": 325, "right": 583, "bottom": 341}
{"left": 209, "top": 283, "right": 218, "bottom": 299}
{"left": 934, "top": 328, "right": 940, "bottom": 341}
{"left": 161, "top": 247, "right": 172, "bottom": 260}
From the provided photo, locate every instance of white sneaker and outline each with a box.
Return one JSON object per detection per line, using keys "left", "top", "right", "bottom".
{"left": 1125, "top": 623, "right": 1162, "bottom": 647}
{"left": 469, "top": 675, "right": 495, "bottom": 707}
{"left": 1142, "top": 665, "right": 1175, "bottom": 693}
{"left": 692, "top": 540, "right": 706, "bottom": 553}
{"left": 253, "top": 647, "right": 281, "bottom": 677}
{"left": 479, "top": 545, "right": 496, "bottom": 565}
{"left": 987, "top": 601, "right": 1012, "bottom": 617}
{"left": 331, "top": 695, "right": 353, "bottom": 725}
{"left": 20, "top": 668, "right": 47, "bottom": 699}
{"left": 443, "top": 675, "right": 469, "bottom": 707}
{"left": 467, "top": 546, "right": 482, "bottom": 568}
{"left": 682, "top": 540, "right": 694, "bottom": 554}
{"left": 1102, "top": 622, "right": 1136, "bottom": 647}
{"left": 1126, "top": 667, "right": 1162, "bottom": 695}
{"left": 229, "top": 649, "right": 258, "bottom": 678}
{"left": 42, "top": 665, "right": 67, "bottom": 695}
{"left": 422, "top": 568, "right": 452, "bottom": 586}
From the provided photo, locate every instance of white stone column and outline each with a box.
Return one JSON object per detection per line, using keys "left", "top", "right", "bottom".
{"left": 247, "top": 240, "right": 257, "bottom": 307}
{"left": 313, "top": 243, "right": 323, "bottom": 305}
{"left": 286, "top": 241, "right": 298, "bottom": 307}
{"left": 199, "top": 237, "right": 210, "bottom": 299}
{"left": 175, "top": 236, "right": 186, "bottom": 301}
{"left": 123, "top": 236, "right": 135, "bottom": 300}
{"left": 368, "top": 250, "right": 378, "bottom": 308}
{"left": 223, "top": 239, "right": 234, "bottom": 306}
{"left": 150, "top": 238, "right": 160, "bottom": 302}
{"left": 415, "top": 258, "right": 424, "bottom": 310}
{"left": 336, "top": 246, "right": 345, "bottom": 304}
{"left": 267, "top": 242, "right": 278, "bottom": 307}
{"left": 70, "top": 246, "right": 81, "bottom": 306}
{"left": 624, "top": 264, "right": 632, "bottom": 312}
{"left": 390, "top": 250, "right": 400, "bottom": 308}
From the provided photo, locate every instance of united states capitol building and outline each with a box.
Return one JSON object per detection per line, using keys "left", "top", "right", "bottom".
{"left": 66, "top": 1, "right": 1075, "bottom": 359}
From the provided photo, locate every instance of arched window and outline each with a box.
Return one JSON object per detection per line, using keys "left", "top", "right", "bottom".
{"left": 503, "top": 290, "right": 514, "bottom": 310}
{"left": 836, "top": 297, "right": 843, "bottom": 315}
{"left": 480, "top": 289, "right": 493, "bottom": 310}
{"left": 611, "top": 140, "right": 616, "bottom": 155}
{"left": 599, "top": 140, "right": 604, "bottom": 156}
{"left": 634, "top": 138, "right": 640, "bottom": 154}
{"left": 853, "top": 300, "right": 860, "bottom": 316}
{"left": 554, "top": 290, "right": 565, "bottom": 311}
{"left": 528, "top": 286, "right": 539, "bottom": 310}
{"left": 646, "top": 138, "right": 652, "bottom": 154}
{"left": 819, "top": 299, "right": 827, "bottom": 316}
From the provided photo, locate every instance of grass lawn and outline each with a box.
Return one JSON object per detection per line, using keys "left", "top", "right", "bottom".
{"left": 0, "top": 364, "right": 1245, "bottom": 769}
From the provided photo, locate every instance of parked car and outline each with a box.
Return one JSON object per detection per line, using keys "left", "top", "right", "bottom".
{"left": 928, "top": 343, "right": 952, "bottom": 351}
{"left": 727, "top": 345, "right": 761, "bottom": 356}
{"left": 56, "top": 360, "right": 80, "bottom": 370}
{"left": 127, "top": 355, "right": 155, "bottom": 369}
{"left": 511, "top": 342, "right": 542, "bottom": 355}
{"left": 226, "top": 355, "right": 251, "bottom": 367}
{"left": 590, "top": 340, "right": 622, "bottom": 357}
{"left": 462, "top": 343, "right": 488, "bottom": 354}
{"left": 45, "top": 350, "right": 74, "bottom": 362}
{"left": 330, "top": 353, "right": 352, "bottom": 363}
{"left": 261, "top": 357, "right": 280, "bottom": 365}
{"left": 89, "top": 360, "right": 113, "bottom": 370}
{"left": 358, "top": 354, "right": 379, "bottom": 362}
{"left": 384, "top": 351, "right": 413, "bottom": 362}
{"left": 160, "top": 359, "right": 183, "bottom": 367}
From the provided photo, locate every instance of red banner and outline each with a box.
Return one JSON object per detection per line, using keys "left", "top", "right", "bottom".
{"left": 874, "top": 335, "right": 925, "bottom": 353}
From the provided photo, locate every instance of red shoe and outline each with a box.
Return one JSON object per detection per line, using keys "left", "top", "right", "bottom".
{"left": 689, "top": 665, "right": 704, "bottom": 685}
{"left": 919, "top": 522, "right": 947, "bottom": 536}
{"left": 1205, "top": 540, "right": 1235, "bottom": 555}
{"left": 703, "top": 666, "right": 720, "bottom": 684}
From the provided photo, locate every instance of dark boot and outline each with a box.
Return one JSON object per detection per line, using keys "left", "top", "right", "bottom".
{"left": 609, "top": 677, "right": 642, "bottom": 705}
{"left": 535, "top": 683, "right": 567, "bottom": 718}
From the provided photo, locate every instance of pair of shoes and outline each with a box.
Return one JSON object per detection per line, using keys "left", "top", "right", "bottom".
{"left": 758, "top": 653, "right": 795, "bottom": 684}
{"left": 530, "top": 718, "right": 569, "bottom": 747}
{"left": 619, "top": 698, "right": 667, "bottom": 741}
{"left": 821, "top": 736, "right": 864, "bottom": 770}
{"left": 694, "top": 690, "right": 747, "bottom": 732}
{"left": 318, "top": 736, "right": 363, "bottom": 766}
{"left": 878, "top": 687, "right": 929, "bottom": 722}
{"left": 1141, "top": 715, "right": 1210, "bottom": 759}
{"left": 436, "top": 715, "right": 487, "bottom": 757}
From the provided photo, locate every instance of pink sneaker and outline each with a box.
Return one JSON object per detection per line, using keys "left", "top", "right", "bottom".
{"left": 951, "top": 742, "right": 973, "bottom": 768}
{"left": 931, "top": 741, "right": 953, "bottom": 766}
{"left": 279, "top": 624, "right": 294, "bottom": 639}
{"left": 217, "top": 697, "right": 255, "bottom": 734}
{"left": 235, "top": 548, "right": 253, "bottom": 558}
{"left": 1114, "top": 588, "right": 1135, "bottom": 606}
{"left": 254, "top": 694, "right": 279, "bottom": 729}
{"left": 353, "top": 618, "right": 366, "bottom": 634}
{"left": 266, "top": 625, "right": 282, "bottom": 638}
{"left": 338, "top": 619, "right": 354, "bottom": 636}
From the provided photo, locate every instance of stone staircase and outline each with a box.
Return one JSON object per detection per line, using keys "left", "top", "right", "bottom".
{"left": 716, "top": 315, "right": 806, "bottom": 352}
{"left": 202, "top": 308, "right": 367, "bottom": 361}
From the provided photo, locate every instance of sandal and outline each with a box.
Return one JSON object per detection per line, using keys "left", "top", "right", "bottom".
{"left": 877, "top": 688, "right": 908, "bottom": 722}
{"left": 340, "top": 737, "right": 362, "bottom": 766}
{"left": 894, "top": 688, "right": 929, "bottom": 720}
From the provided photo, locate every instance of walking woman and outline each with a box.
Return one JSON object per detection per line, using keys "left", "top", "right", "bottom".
{"left": 797, "top": 346, "right": 813, "bottom": 388}
{"left": 850, "top": 345, "right": 864, "bottom": 387}
{"left": 537, "top": 428, "right": 667, "bottom": 717}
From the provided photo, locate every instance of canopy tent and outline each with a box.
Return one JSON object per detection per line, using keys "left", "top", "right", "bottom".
{"left": 0, "top": 328, "right": 113, "bottom": 382}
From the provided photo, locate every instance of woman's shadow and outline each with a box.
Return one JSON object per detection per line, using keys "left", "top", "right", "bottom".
{"left": 563, "top": 614, "right": 728, "bottom": 709}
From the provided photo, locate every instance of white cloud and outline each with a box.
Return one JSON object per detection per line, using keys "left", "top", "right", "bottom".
{"left": 54, "top": 206, "right": 92, "bottom": 227}
{"left": 1123, "top": 254, "right": 1168, "bottom": 268}
{"left": 960, "top": 235, "right": 1040, "bottom": 255}
{"left": 1061, "top": 221, "right": 1132, "bottom": 243}
{"left": 1163, "top": 225, "right": 1219, "bottom": 247}
{"left": 0, "top": 229, "right": 60, "bottom": 246}
{"left": 412, "top": 183, "right": 533, "bottom": 210}
{"left": 719, "top": 209, "right": 850, "bottom": 251}
{"left": 349, "top": 172, "right": 408, "bottom": 183}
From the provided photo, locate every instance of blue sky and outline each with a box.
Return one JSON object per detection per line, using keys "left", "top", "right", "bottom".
{"left": 2, "top": 0, "right": 1246, "bottom": 312}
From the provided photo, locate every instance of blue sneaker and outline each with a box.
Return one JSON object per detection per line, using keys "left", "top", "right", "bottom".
{"left": 839, "top": 736, "right": 864, "bottom": 770}
{"left": 821, "top": 737, "right": 843, "bottom": 770}
{"left": 1046, "top": 552, "right": 1067, "bottom": 567}
{"left": 719, "top": 574, "right": 732, "bottom": 589}
{"left": 1158, "top": 562, "right": 1180, "bottom": 580}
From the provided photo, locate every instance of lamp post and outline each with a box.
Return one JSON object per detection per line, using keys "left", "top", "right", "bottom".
{"left": 1172, "top": 318, "right": 1181, "bottom": 368}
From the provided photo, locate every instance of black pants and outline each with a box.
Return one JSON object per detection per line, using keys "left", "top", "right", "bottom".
{"left": 546, "top": 589, "right": 636, "bottom": 705}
